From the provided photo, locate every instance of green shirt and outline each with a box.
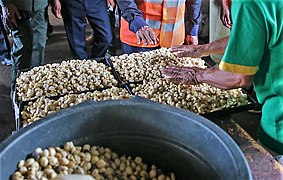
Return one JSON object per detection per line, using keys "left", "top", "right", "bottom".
{"left": 2, "top": 0, "right": 47, "bottom": 11}
{"left": 219, "top": 0, "right": 283, "bottom": 151}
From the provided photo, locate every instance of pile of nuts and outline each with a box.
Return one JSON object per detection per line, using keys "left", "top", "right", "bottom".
{"left": 132, "top": 79, "right": 249, "bottom": 114}
{"left": 17, "top": 60, "right": 118, "bottom": 101}
{"left": 12, "top": 141, "right": 176, "bottom": 180}
{"left": 111, "top": 48, "right": 206, "bottom": 83}
{"left": 21, "top": 87, "right": 131, "bottom": 127}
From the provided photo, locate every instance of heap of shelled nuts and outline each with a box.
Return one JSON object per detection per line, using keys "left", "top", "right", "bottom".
{"left": 12, "top": 141, "right": 176, "bottom": 180}
{"left": 21, "top": 87, "right": 130, "bottom": 127}
{"left": 17, "top": 60, "right": 118, "bottom": 101}
{"left": 111, "top": 48, "right": 206, "bottom": 83}
{"left": 132, "top": 78, "right": 249, "bottom": 114}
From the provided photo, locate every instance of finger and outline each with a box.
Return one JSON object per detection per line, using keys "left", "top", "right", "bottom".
{"left": 136, "top": 31, "right": 142, "bottom": 45}
{"left": 143, "top": 30, "right": 153, "bottom": 44}
{"left": 170, "top": 45, "right": 183, "bottom": 52}
{"left": 164, "top": 76, "right": 183, "bottom": 84}
{"left": 148, "top": 28, "right": 158, "bottom": 44}
{"left": 175, "top": 51, "right": 191, "bottom": 58}
{"left": 160, "top": 68, "right": 180, "bottom": 77}
{"left": 56, "top": 9, "right": 62, "bottom": 18}
{"left": 139, "top": 32, "right": 147, "bottom": 45}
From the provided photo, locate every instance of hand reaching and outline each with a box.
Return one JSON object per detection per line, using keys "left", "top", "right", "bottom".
{"left": 136, "top": 26, "right": 159, "bottom": 45}
{"left": 161, "top": 66, "right": 203, "bottom": 85}
{"left": 170, "top": 45, "right": 208, "bottom": 58}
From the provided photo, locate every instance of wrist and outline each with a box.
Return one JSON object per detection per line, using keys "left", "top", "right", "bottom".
{"left": 195, "top": 68, "right": 206, "bottom": 84}
{"left": 199, "top": 44, "right": 211, "bottom": 57}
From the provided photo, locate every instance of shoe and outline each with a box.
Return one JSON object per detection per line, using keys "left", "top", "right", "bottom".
{"left": 1, "top": 58, "right": 12, "bottom": 66}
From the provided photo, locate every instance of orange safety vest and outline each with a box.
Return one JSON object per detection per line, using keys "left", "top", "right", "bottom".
{"left": 120, "top": 0, "right": 186, "bottom": 48}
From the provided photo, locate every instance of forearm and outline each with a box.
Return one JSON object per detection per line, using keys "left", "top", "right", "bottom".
{"left": 221, "top": 0, "right": 231, "bottom": 8}
{"left": 116, "top": 0, "right": 142, "bottom": 23}
{"left": 197, "top": 67, "right": 253, "bottom": 90}
{"left": 202, "top": 36, "right": 229, "bottom": 55}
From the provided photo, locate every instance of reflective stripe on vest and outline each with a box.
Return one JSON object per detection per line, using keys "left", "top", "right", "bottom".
{"left": 120, "top": 0, "right": 185, "bottom": 48}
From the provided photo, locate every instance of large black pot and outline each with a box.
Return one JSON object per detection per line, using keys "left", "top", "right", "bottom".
{"left": 0, "top": 97, "right": 252, "bottom": 180}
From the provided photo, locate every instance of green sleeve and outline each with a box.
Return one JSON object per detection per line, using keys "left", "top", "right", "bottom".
{"left": 220, "top": 1, "right": 266, "bottom": 75}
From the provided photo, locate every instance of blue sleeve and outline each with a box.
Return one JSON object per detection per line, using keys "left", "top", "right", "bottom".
{"left": 116, "top": 0, "right": 148, "bottom": 33}
{"left": 186, "top": 0, "right": 202, "bottom": 36}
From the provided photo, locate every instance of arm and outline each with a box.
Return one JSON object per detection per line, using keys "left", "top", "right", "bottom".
{"left": 186, "top": 0, "right": 202, "bottom": 45}
{"left": 116, "top": 0, "right": 146, "bottom": 33}
{"left": 220, "top": 0, "right": 232, "bottom": 29}
{"left": 161, "top": 66, "right": 253, "bottom": 90}
{"left": 170, "top": 36, "right": 229, "bottom": 58}
{"left": 50, "top": 0, "right": 62, "bottom": 18}
{"left": 1, "top": 1, "right": 21, "bottom": 29}
{"left": 116, "top": 0, "right": 158, "bottom": 45}
{"left": 197, "top": 67, "right": 253, "bottom": 90}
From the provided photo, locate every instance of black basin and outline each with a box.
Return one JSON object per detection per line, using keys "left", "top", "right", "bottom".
{"left": 0, "top": 97, "right": 252, "bottom": 180}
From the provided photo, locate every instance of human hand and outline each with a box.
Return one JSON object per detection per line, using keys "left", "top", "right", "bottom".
{"left": 170, "top": 45, "right": 209, "bottom": 58}
{"left": 161, "top": 66, "right": 203, "bottom": 85}
{"left": 51, "top": 0, "right": 62, "bottom": 18}
{"left": 186, "top": 35, "right": 198, "bottom": 45}
{"left": 107, "top": 0, "right": 116, "bottom": 8}
{"left": 136, "top": 26, "right": 159, "bottom": 45}
{"left": 220, "top": 3, "right": 232, "bottom": 29}
{"left": 2, "top": 4, "right": 21, "bottom": 29}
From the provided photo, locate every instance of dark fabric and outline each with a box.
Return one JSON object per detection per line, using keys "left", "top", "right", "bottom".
{"left": 60, "top": 0, "right": 112, "bottom": 59}
{"left": 121, "top": 42, "right": 159, "bottom": 54}
{"left": 186, "top": 0, "right": 202, "bottom": 36}
{"left": 11, "top": 9, "right": 47, "bottom": 90}
{"left": 0, "top": 14, "right": 10, "bottom": 61}
{"left": 257, "top": 125, "right": 283, "bottom": 154}
{"left": 129, "top": 16, "right": 147, "bottom": 33}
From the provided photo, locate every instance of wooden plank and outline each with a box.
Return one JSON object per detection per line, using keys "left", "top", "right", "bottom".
{"left": 215, "top": 117, "right": 283, "bottom": 180}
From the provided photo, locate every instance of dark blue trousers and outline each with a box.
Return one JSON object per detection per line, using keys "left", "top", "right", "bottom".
{"left": 60, "top": 0, "right": 112, "bottom": 59}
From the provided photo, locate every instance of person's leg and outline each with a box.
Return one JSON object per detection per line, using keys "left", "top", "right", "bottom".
{"left": 85, "top": 0, "right": 112, "bottom": 58}
{"left": 0, "top": 17, "right": 11, "bottom": 65}
{"left": 10, "top": 16, "right": 33, "bottom": 90}
{"left": 60, "top": 0, "right": 88, "bottom": 59}
{"left": 30, "top": 9, "right": 48, "bottom": 67}
{"left": 0, "top": 28, "right": 9, "bottom": 61}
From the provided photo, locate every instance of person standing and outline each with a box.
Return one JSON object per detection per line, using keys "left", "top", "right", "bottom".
{"left": 116, "top": 0, "right": 202, "bottom": 54}
{"left": 51, "top": 0, "right": 112, "bottom": 59}
{"left": 0, "top": 7, "right": 11, "bottom": 66}
{"left": 162, "top": 0, "right": 283, "bottom": 154}
{"left": 1, "top": 0, "right": 48, "bottom": 89}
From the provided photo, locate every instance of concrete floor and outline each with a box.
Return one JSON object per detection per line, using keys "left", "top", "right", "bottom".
{"left": 0, "top": 12, "right": 261, "bottom": 143}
